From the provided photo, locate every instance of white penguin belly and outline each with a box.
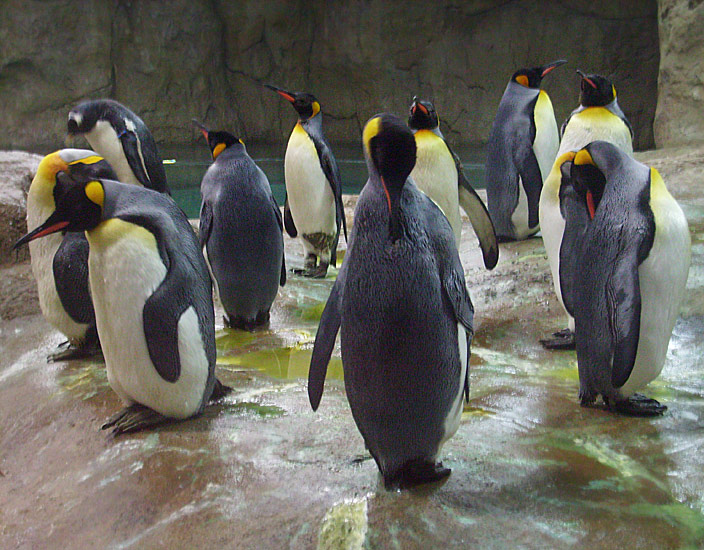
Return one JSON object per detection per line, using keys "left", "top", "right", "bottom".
{"left": 557, "top": 109, "right": 633, "bottom": 157}
{"left": 620, "top": 177, "right": 691, "bottom": 395}
{"left": 411, "top": 131, "right": 462, "bottom": 245}
{"left": 88, "top": 220, "right": 208, "bottom": 418}
{"left": 284, "top": 125, "right": 336, "bottom": 237}
{"left": 85, "top": 120, "right": 142, "bottom": 186}
{"left": 27, "top": 201, "right": 88, "bottom": 342}
{"left": 533, "top": 91, "right": 560, "bottom": 182}
{"left": 440, "top": 323, "right": 468, "bottom": 449}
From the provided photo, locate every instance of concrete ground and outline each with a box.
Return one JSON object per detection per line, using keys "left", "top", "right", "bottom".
{"left": 1, "top": 147, "right": 704, "bottom": 549}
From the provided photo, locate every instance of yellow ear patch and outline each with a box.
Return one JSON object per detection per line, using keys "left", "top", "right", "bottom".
{"left": 85, "top": 180, "right": 104, "bottom": 207}
{"left": 612, "top": 84, "right": 617, "bottom": 99}
{"left": 38, "top": 151, "right": 69, "bottom": 180}
{"left": 311, "top": 101, "right": 321, "bottom": 117}
{"left": 363, "top": 117, "right": 382, "bottom": 155}
{"left": 212, "top": 143, "right": 226, "bottom": 159}
{"left": 574, "top": 149, "right": 595, "bottom": 166}
{"left": 238, "top": 138, "right": 245, "bottom": 146}
{"left": 69, "top": 155, "right": 104, "bottom": 166}
{"left": 516, "top": 75, "right": 529, "bottom": 87}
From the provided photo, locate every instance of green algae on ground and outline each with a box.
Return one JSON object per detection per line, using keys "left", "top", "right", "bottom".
{"left": 218, "top": 346, "right": 344, "bottom": 381}
{"left": 317, "top": 495, "right": 370, "bottom": 550}
{"left": 54, "top": 360, "right": 109, "bottom": 401}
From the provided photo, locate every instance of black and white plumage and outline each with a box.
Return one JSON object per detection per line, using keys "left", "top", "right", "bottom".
{"left": 309, "top": 114, "right": 473, "bottom": 489}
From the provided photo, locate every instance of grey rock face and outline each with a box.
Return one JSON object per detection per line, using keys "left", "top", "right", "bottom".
{"left": 0, "top": 151, "right": 41, "bottom": 265}
{"left": 1, "top": 1, "right": 658, "bottom": 150}
{"left": 654, "top": 0, "right": 704, "bottom": 147}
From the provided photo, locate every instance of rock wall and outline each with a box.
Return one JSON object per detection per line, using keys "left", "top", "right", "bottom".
{"left": 0, "top": 0, "right": 658, "bottom": 151}
{"left": 654, "top": 0, "right": 704, "bottom": 147}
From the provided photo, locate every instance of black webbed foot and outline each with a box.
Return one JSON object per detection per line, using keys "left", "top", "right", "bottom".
{"left": 613, "top": 393, "right": 667, "bottom": 417}
{"left": 383, "top": 459, "right": 451, "bottom": 490}
{"left": 540, "top": 328, "right": 575, "bottom": 350}
{"left": 101, "top": 403, "right": 171, "bottom": 435}
{"left": 48, "top": 339, "right": 102, "bottom": 362}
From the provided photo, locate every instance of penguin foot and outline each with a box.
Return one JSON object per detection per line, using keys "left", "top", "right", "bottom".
{"left": 47, "top": 340, "right": 102, "bottom": 362}
{"left": 540, "top": 328, "right": 575, "bottom": 350}
{"left": 101, "top": 404, "right": 171, "bottom": 435}
{"left": 224, "top": 311, "right": 270, "bottom": 331}
{"left": 383, "top": 459, "right": 451, "bottom": 490}
{"left": 298, "top": 264, "right": 329, "bottom": 278}
{"left": 613, "top": 394, "right": 667, "bottom": 417}
{"left": 209, "top": 378, "right": 233, "bottom": 402}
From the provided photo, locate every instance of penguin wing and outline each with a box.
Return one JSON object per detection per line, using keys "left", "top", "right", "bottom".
{"left": 269, "top": 194, "right": 287, "bottom": 286}
{"left": 442, "top": 263, "right": 474, "bottom": 402}
{"left": 283, "top": 194, "right": 298, "bottom": 237}
{"left": 313, "top": 137, "right": 348, "bottom": 241}
{"left": 447, "top": 144, "right": 499, "bottom": 269}
{"left": 514, "top": 139, "right": 543, "bottom": 229}
{"left": 119, "top": 130, "right": 154, "bottom": 188}
{"left": 52, "top": 232, "right": 94, "bottom": 325}
{"left": 198, "top": 200, "right": 213, "bottom": 250}
{"left": 308, "top": 275, "right": 344, "bottom": 410}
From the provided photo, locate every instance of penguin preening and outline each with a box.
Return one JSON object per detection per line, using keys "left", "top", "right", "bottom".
{"left": 15, "top": 175, "right": 229, "bottom": 434}
{"left": 485, "top": 59, "right": 566, "bottom": 242}
{"left": 309, "top": 113, "right": 473, "bottom": 489}
{"left": 194, "top": 120, "right": 286, "bottom": 330}
{"left": 25, "top": 149, "right": 117, "bottom": 361}
{"left": 67, "top": 99, "right": 170, "bottom": 194}
{"left": 407, "top": 97, "right": 498, "bottom": 269}
{"left": 559, "top": 141, "right": 690, "bottom": 415}
{"left": 540, "top": 71, "right": 634, "bottom": 349}
{"left": 265, "top": 84, "right": 347, "bottom": 278}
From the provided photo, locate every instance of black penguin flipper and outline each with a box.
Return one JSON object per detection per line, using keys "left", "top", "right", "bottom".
{"left": 447, "top": 144, "right": 499, "bottom": 269}
{"left": 442, "top": 268, "right": 474, "bottom": 402}
{"left": 198, "top": 200, "right": 213, "bottom": 251}
{"left": 308, "top": 277, "right": 343, "bottom": 411}
{"left": 313, "top": 137, "right": 347, "bottom": 242}
{"left": 53, "top": 232, "right": 95, "bottom": 325}
{"left": 515, "top": 145, "right": 544, "bottom": 229}
{"left": 119, "top": 131, "right": 154, "bottom": 189}
{"left": 607, "top": 248, "right": 643, "bottom": 389}
{"left": 269, "top": 194, "right": 287, "bottom": 286}
{"left": 283, "top": 194, "right": 297, "bottom": 237}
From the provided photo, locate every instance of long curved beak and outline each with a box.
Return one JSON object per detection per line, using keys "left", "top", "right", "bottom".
{"left": 264, "top": 84, "right": 296, "bottom": 103}
{"left": 576, "top": 69, "right": 597, "bottom": 89}
{"left": 541, "top": 59, "right": 567, "bottom": 77}
{"left": 13, "top": 215, "right": 69, "bottom": 249}
{"left": 192, "top": 118, "right": 209, "bottom": 140}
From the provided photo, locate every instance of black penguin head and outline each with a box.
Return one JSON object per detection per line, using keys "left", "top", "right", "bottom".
{"left": 30, "top": 149, "right": 116, "bottom": 211}
{"left": 512, "top": 59, "right": 567, "bottom": 88}
{"left": 408, "top": 97, "right": 439, "bottom": 131}
{"left": 265, "top": 84, "right": 321, "bottom": 120}
{"left": 14, "top": 175, "right": 105, "bottom": 249}
{"left": 364, "top": 113, "right": 416, "bottom": 187}
{"left": 576, "top": 71, "right": 617, "bottom": 107}
{"left": 570, "top": 146, "right": 608, "bottom": 219}
{"left": 193, "top": 120, "right": 243, "bottom": 160}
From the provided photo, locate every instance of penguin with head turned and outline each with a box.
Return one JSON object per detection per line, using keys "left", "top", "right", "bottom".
{"left": 559, "top": 141, "right": 690, "bottom": 415}
{"left": 407, "top": 97, "right": 498, "bottom": 269}
{"left": 540, "top": 71, "right": 634, "bottom": 349}
{"left": 265, "top": 84, "right": 347, "bottom": 278}
{"left": 309, "top": 113, "right": 473, "bottom": 489}
{"left": 67, "top": 99, "right": 170, "bottom": 194}
{"left": 485, "top": 59, "right": 567, "bottom": 242}
{"left": 24, "top": 149, "right": 117, "bottom": 361}
{"left": 15, "top": 173, "right": 230, "bottom": 434}
{"left": 194, "top": 120, "right": 286, "bottom": 330}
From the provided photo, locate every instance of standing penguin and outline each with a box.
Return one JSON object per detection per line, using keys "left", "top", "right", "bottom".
{"left": 14, "top": 175, "right": 229, "bottom": 434}
{"left": 485, "top": 59, "right": 567, "bottom": 241}
{"left": 265, "top": 84, "right": 346, "bottom": 277}
{"left": 309, "top": 114, "right": 473, "bottom": 489}
{"left": 25, "top": 149, "right": 117, "bottom": 361}
{"left": 407, "top": 97, "right": 498, "bottom": 269}
{"left": 194, "top": 121, "right": 286, "bottom": 329}
{"left": 67, "top": 99, "right": 170, "bottom": 194}
{"left": 540, "top": 71, "right": 634, "bottom": 349}
{"left": 559, "top": 141, "right": 690, "bottom": 415}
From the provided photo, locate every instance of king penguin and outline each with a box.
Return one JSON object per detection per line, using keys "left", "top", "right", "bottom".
{"left": 407, "top": 97, "right": 498, "bottom": 269}
{"left": 67, "top": 99, "right": 170, "bottom": 194}
{"left": 558, "top": 141, "right": 690, "bottom": 415}
{"left": 265, "top": 84, "right": 347, "bottom": 278}
{"left": 15, "top": 175, "right": 229, "bottom": 434}
{"left": 539, "top": 71, "right": 634, "bottom": 349}
{"left": 25, "top": 149, "right": 117, "bottom": 361}
{"left": 194, "top": 120, "right": 286, "bottom": 329}
{"left": 308, "top": 113, "right": 473, "bottom": 489}
{"left": 485, "top": 59, "right": 566, "bottom": 241}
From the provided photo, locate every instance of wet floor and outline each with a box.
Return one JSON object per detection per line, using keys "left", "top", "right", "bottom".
{"left": 2, "top": 151, "right": 704, "bottom": 549}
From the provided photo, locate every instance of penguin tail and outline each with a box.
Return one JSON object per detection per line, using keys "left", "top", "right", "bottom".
{"left": 210, "top": 378, "right": 233, "bottom": 402}
{"left": 382, "top": 459, "right": 451, "bottom": 490}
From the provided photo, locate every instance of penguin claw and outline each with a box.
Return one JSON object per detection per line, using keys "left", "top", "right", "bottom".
{"left": 383, "top": 460, "right": 452, "bottom": 490}
{"left": 47, "top": 341, "right": 102, "bottom": 362}
{"left": 613, "top": 394, "right": 667, "bottom": 417}
{"left": 540, "top": 328, "right": 575, "bottom": 350}
{"left": 101, "top": 404, "right": 170, "bottom": 435}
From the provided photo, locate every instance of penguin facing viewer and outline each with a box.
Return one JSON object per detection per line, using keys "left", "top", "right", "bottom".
{"left": 195, "top": 121, "right": 286, "bottom": 329}
{"left": 559, "top": 141, "right": 690, "bottom": 415}
{"left": 309, "top": 114, "right": 473, "bottom": 489}
{"left": 407, "top": 97, "right": 498, "bottom": 269}
{"left": 265, "top": 84, "right": 346, "bottom": 278}
{"left": 539, "top": 71, "right": 634, "bottom": 349}
{"left": 15, "top": 175, "right": 229, "bottom": 434}
{"left": 67, "top": 99, "right": 170, "bottom": 194}
{"left": 485, "top": 59, "right": 566, "bottom": 241}
{"left": 25, "top": 149, "right": 117, "bottom": 361}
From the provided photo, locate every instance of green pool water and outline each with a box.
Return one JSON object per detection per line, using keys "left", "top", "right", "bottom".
{"left": 162, "top": 143, "right": 487, "bottom": 218}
